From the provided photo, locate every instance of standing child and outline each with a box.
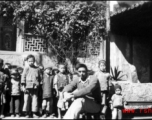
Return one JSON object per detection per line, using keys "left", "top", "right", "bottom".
{"left": 110, "top": 84, "right": 126, "bottom": 119}
{"left": 0, "top": 59, "right": 8, "bottom": 118}
{"left": 95, "top": 60, "right": 111, "bottom": 115}
{"left": 3, "top": 63, "right": 12, "bottom": 116}
{"left": 41, "top": 67, "right": 54, "bottom": 118}
{"left": 54, "top": 63, "right": 71, "bottom": 119}
{"left": 9, "top": 68, "right": 21, "bottom": 118}
{"left": 21, "top": 54, "right": 41, "bottom": 118}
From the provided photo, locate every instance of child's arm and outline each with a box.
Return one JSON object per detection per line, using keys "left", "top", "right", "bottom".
{"left": 122, "top": 95, "right": 127, "bottom": 107}
{"left": 53, "top": 75, "right": 59, "bottom": 97}
{"left": 110, "top": 94, "right": 114, "bottom": 110}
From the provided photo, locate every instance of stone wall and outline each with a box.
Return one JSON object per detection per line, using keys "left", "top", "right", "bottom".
{"left": 0, "top": 51, "right": 57, "bottom": 69}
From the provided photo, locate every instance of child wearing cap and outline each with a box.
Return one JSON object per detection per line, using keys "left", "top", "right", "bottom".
{"left": 41, "top": 67, "right": 54, "bottom": 118}
{"left": 9, "top": 68, "right": 21, "bottom": 118}
{"left": 95, "top": 60, "right": 112, "bottom": 115}
{"left": 0, "top": 58, "right": 8, "bottom": 118}
{"left": 21, "top": 54, "right": 41, "bottom": 118}
{"left": 53, "top": 63, "right": 71, "bottom": 119}
{"left": 110, "top": 84, "right": 126, "bottom": 119}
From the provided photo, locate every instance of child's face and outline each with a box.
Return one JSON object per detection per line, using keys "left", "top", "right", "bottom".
{"left": 59, "top": 65, "right": 66, "bottom": 73}
{"left": 27, "top": 58, "right": 35, "bottom": 67}
{"left": 45, "top": 69, "right": 52, "bottom": 75}
{"left": 115, "top": 88, "right": 121, "bottom": 95}
{"left": 99, "top": 63, "right": 106, "bottom": 72}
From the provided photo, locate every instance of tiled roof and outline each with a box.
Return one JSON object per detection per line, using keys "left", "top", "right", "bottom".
{"left": 110, "top": 1, "right": 150, "bottom": 17}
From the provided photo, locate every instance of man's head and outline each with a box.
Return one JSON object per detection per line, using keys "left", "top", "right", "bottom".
{"left": 76, "top": 63, "right": 88, "bottom": 80}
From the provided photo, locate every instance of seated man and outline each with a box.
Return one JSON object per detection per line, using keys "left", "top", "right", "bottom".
{"left": 62, "top": 64, "right": 101, "bottom": 119}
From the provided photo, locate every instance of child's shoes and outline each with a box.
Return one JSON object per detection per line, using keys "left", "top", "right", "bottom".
{"left": 16, "top": 114, "right": 20, "bottom": 118}
{"left": 0, "top": 114, "right": 5, "bottom": 118}
{"left": 10, "top": 114, "right": 15, "bottom": 118}
{"left": 33, "top": 113, "right": 39, "bottom": 118}
{"left": 42, "top": 114, "right": 47, "bottom": 118}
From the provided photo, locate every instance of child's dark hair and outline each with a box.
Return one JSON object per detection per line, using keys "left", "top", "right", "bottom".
{"left": 10, "top": 67, "right": 19, "bottom": 75}
{"left": 114, "top": 83, "right": 122, "bottom": 91}
{"left": 26, "top": 54, "right": 35, "bottom": 61}
{"left": 4, "top": 63, "right": 12, "bottom": 69}
{"left": 98, "top": 60, "right": 106, "bottom": 67}
{"left": 17, "top": 67, "right": 23, "bottom": 74}
{"left": 52, "top": 68, "right": 59, "bottom": 75}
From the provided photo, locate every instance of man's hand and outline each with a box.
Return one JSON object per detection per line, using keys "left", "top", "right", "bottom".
{"left": 63, "top": 92, "right": 74, "bottom": 102}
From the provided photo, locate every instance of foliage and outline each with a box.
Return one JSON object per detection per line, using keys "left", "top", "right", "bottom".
{"left": 111, "top": 66, "right": 125, "bottom": 81}
{"left": 0, "top": 1, "right": 106, "bottom": 70}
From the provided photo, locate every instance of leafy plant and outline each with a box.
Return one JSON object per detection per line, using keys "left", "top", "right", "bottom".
{"left": 111, "top": 66, "right": 125, "bottom": 81}
{"left": 0, "top": 1, "right": 107, "bottom": 72}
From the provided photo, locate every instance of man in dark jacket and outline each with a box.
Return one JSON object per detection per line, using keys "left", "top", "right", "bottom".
{"left": 63, "top": 64, "right": 101, "bottom": 119}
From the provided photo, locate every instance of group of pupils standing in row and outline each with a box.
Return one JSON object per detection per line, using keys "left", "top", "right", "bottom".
{"left": 0, "top": 54, "right": 126, "bottom": 119}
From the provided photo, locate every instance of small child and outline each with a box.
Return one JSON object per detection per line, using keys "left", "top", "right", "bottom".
{"left": 110, "top": 84, "right": 126, "bottom": 119}
{"left": 41, "top": 67, "right": 54, "bottom": 118}
{"left": 0, "top": 59, "right": 8, "bottom": 118}
{"left": 3, "top": 63, "right": 11, "bottom": 116}
{"left": 9, "top": 68, "right": 21, "bottom": 118}
{"left": 21, "top": 54, "right": 41, "bottom": 118}
{"left": 54, "top": 63, "right": 71, "bottom": 119}
{"left": 95, "top": 60, "right": 111, "bottom": 114}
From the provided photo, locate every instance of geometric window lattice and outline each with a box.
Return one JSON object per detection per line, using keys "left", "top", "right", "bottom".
{"left": 77, "top": 39, "right": 101, "bottom": 57}
{"left": 24, "top": 36, "right": 47, "bottom": 52}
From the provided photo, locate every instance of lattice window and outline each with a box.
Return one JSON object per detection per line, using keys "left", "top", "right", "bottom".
{"left": 24, "top": 35, "right": 47, "bottom": 52}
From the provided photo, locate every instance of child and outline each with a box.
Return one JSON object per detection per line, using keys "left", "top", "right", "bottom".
{"left": 3, "top": 63, "right": 12, "bottom": 116}
{"left": 0, "top": 59, "right": 8, "bottom": 118}
{"left": 54, "top": 63, "right": 71, "bottom": 119}
{"left": 9, "top": 68, "right": 21, "bottom": 118}
{"left": 38, "top": 65, "right": 44, "bottom": 116}
{"left": 110, "top": 84, "right": 126, "bottom": 119}
{"left": 41, "top": 67, "right": 54, "bottom": 118}
{"left": 95, "top": 60, "right": 111, "bottom": 115}
{"left": 21, "top": 54, "right": 41, "bottom": 118}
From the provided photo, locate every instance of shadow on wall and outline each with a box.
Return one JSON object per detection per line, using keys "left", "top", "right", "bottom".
{"left": 110, "top": 33, "right": 150, "bottom": 83}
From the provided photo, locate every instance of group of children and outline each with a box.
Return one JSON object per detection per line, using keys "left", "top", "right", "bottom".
{"left": 0, "top": 54, "right": 126, "bottom": 119}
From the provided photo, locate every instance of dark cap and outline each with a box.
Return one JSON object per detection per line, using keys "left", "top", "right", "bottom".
{"left": 114, "top": 84, "right": 122, "bottom": 90}
{"left": 0, "top": 58, "right": 3, "bottom": 65}
{"left": 44, "top": 67, "right": 52, "bottom": 71}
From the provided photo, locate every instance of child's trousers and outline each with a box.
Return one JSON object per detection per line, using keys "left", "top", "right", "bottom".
{"left": 42, "top": 98, "right": 53, "bottom": 113}
{"left": 9, "top": 96, "right": 20, "bottom": 114}
{"left": 22, "top": 89, "right": 38, "bottom": 112}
